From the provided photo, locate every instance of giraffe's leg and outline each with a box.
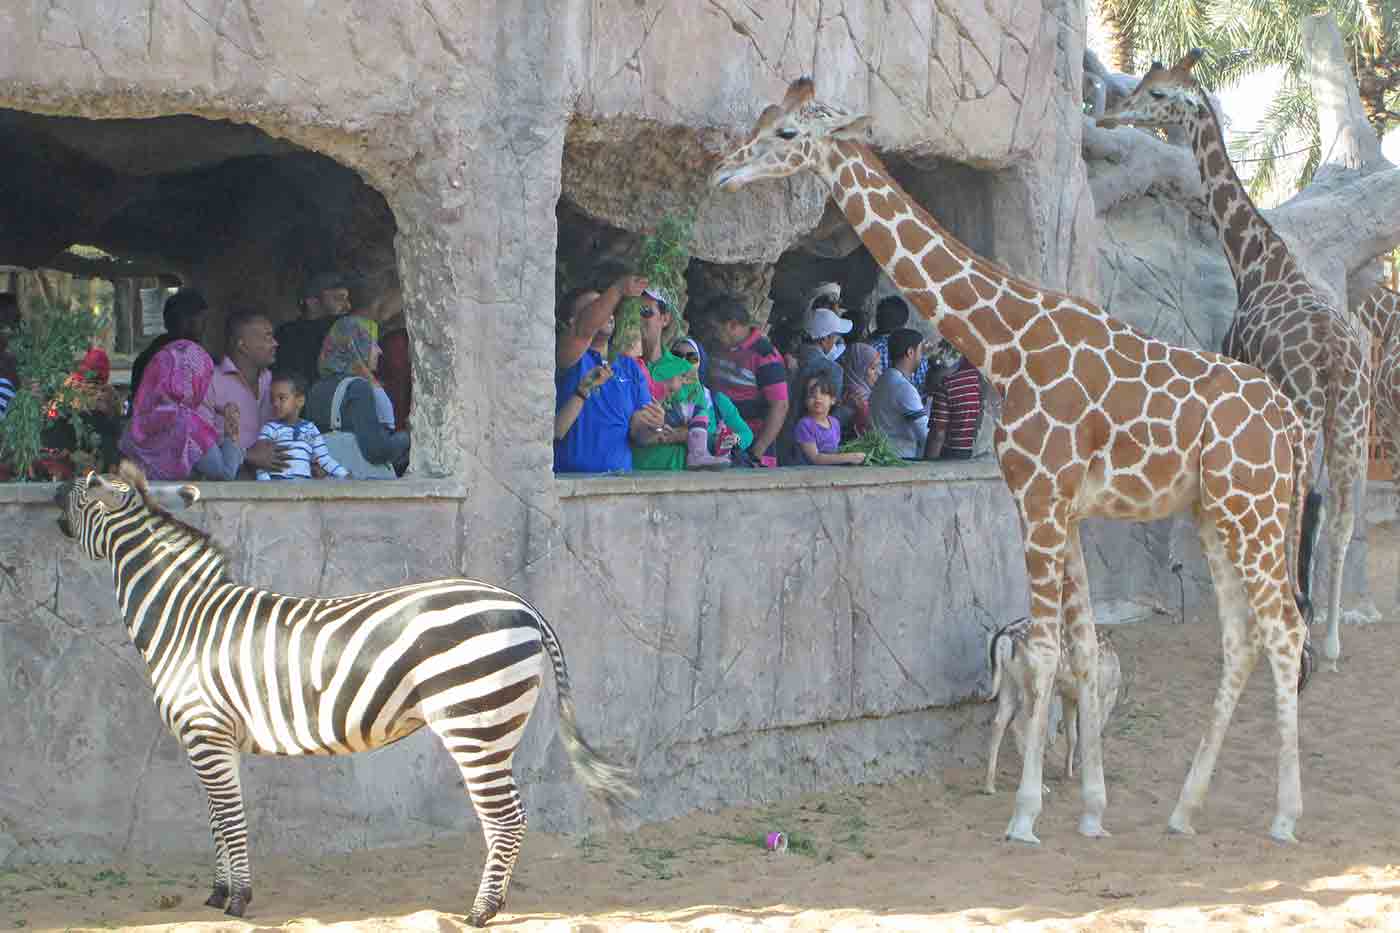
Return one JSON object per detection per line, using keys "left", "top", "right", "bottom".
{"left": 185, "top": 739, "right": 253, "bottom": 916}
{"left": 1063, "top": 525, "right": 1108, "bottom": 838}
{"left": 1064, "top": 697, "right": 1079, "bottom": 781}
{"left": 1168, "top": 516, "right": 1257, "bottom": 836}
{"left": 1319, "top": 424, "right": 1364, "bottom": 671}
{"left": 1005, "top": 513, "right": 1068, "bottom": 845}
{"left": 430, "top": 699, "right": 536, "bottom": 927}
{"left": 1381, "top": 408, "right": 1400, "bottom": 617}
{"left": 984, "top": 688, "right": 1017, "bottom": 795}
{"left": 1247, "top": 574, "right": 1305, "bottom": 843}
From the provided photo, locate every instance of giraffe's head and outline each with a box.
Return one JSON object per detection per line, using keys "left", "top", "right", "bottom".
{"left": 709, "top": 78, "right": 873, "bottom": 192}
{"left": 55, "top": 461, "right": 199, "bottom": 559}
{"left": 1097, "top": 50, "right": 1208, "bottom": 132}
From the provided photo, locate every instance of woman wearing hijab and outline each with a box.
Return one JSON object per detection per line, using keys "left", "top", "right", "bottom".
{"left": 836, "top": 342, "right": 880, "bottom": 442}
{"left": 306, "top": 315, "right": 409, "bottom": 477}
{"left": 671, "top": 336, "right": 752, "bottom": 458}
{"left": 118, "top": 339, "right": 244, "bottom": 480}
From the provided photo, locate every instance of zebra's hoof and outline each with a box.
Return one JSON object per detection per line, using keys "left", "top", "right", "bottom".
{"left": 223, "top": 888, "right": 252, "bottom": 918}
{"left": 467, "top": 900, "right": 499, "bottom": 927}
{"left": 204, "top": 885, "right": 228, "bottom": 910}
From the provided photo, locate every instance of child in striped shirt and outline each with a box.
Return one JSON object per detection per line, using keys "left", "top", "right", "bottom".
{"left": 256, "top": 371, "right": 349, "bottom": 480}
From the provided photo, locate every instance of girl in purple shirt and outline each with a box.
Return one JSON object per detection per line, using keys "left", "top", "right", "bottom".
{"left": 794, "top": 372, "right": 865, "bottom": 466}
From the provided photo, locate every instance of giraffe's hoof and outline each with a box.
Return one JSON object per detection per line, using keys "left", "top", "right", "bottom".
{"left": 204, "top": 884, "right": 228, "bottom": 910}
{"left": 1166, "top": 818, "right": 1196, "bottom": 837}
{"left": 1005, "top": 830, "right": 1041, "bottom": 846}
{"left": 1270, "top": 814, "right": 1299, "bottom": 843}
{"left": 982, "top": 784, "right": 996, "bottom": 796}
{"left": 1078, "top": 816, "right": 1111, "bottom": 838}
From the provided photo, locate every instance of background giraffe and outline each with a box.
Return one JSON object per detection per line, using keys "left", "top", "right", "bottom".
{"left": 710, "top": 78, "right": 1311, "bottom": 845}
{"left": 1356, "top": 286, "right": 1400, "bottom": 495}
{"left": 1100, "top": 51, "right": 1370, "bottom": 671}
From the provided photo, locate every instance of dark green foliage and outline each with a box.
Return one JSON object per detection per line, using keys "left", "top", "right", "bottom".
{"left": 0, "top": 301, "right": 101, "bottom": 480}
{"left": 838, "top": 429, "right": 906, "bottom": 466}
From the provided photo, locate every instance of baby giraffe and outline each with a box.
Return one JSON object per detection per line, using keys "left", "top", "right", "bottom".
{"left": 984, "top": 618, "right": 1122, "bottom": 795}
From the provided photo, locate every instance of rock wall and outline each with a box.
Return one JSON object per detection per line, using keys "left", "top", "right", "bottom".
{"left": 0, "top": 468, "right": 1018, "bottom": 864}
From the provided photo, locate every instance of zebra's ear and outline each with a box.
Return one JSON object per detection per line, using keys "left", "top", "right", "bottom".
{"left": 147, "top": 483, "right": 201, "bottom": 513}
{"left": 176, "top": 484, "right": 200, "bottom": 510}
{"left": 87, "top": 473, "right": 129, "bottom": 512}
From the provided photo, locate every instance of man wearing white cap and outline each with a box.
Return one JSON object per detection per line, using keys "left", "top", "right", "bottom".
{"left": 803, "top": 281, "right": 843, "bottom": 329}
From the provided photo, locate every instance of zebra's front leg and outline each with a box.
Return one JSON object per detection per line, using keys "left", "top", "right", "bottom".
{"left": 187, "top": 739, "right": 254, "bottom": 917}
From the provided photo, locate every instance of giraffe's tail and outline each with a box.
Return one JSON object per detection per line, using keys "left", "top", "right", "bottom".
{"left": 1287, "top": 424, "right": 1319, "bottom": 695}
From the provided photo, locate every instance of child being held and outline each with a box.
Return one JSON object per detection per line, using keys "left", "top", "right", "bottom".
{"left": 256, "top": 371, "right": 350, "bottom": 480}
{"left": 794, "top": 372, "right": 865, "bottom": 466}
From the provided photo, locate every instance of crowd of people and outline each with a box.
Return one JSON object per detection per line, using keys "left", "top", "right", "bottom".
{"left": 553, "top": 275, "right": 985, "bottom": 475}
{"left": 0, "top": 272, "right": 413, "bottom": 482}
{"left": 0, "top": 269, "right": 984, "bottom": 483}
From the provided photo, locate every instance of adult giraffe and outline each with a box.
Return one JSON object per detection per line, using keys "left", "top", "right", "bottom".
{"left": 1356, "top": 286, "right": 1400, "bottom": 486}
{"left": 1099, "top": 51, "right": 1369, "bottom": 672}
{"left": 711, "top": 78, "right": 1311, "bottom": 844}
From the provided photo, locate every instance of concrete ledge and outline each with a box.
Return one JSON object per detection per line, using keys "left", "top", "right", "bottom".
{"left": 6, "top": 460, "right": 1004, "bottom": 505}
{"left": 556, "top": 457, "right": 1004, "bottom": 498}
{"left": 0, "top": 476, "right": 469, "bottom": 505}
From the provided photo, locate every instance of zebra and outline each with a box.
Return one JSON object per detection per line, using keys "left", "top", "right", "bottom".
{"left": 54, "top": 462, "right": 636, "bottom": 926}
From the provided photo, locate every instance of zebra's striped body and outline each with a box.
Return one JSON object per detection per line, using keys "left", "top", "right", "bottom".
{"left": 55, "top": 464, "right": 634, "bottom": 926}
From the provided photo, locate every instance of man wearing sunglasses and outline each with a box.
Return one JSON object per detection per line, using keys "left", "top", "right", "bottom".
{"left": 639, "top": 286, "right": 676, "bottom": 364}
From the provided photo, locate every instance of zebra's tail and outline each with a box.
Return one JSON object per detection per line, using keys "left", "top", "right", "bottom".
{"left": 535, "top": 611, "right": 639, "bottom": 815}
{"left": 987, "top": 620, "right": 1020, "bottom": 702}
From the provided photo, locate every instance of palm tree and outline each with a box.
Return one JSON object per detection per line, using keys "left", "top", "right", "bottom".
{"left": 1100, "top": 0, "right": 1400, "bottom": 197}
{"left": 1096, "top": 0, "right": 1136, "bottom": 73}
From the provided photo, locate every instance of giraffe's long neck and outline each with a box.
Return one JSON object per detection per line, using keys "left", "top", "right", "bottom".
{"left": 819, "top": 142, "right": 1073, "bottom": 394}
{"left": 1187, "top": 98, "right": 1307, "bottom": 305}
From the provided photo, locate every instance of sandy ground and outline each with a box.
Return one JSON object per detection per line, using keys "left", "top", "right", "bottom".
{"left": 7, "top": 617, "right": 1400, "bottom": 932}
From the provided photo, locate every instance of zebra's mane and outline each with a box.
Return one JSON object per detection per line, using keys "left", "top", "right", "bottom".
{"left": 119, "top": 464, "right": 234, "bottom": 581}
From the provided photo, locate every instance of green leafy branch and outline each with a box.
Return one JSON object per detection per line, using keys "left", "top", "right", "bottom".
{"left": 640, "top": 211, "right": 695, "bottom": 346}
{"left": 0, "top": 301, "right": 101, "bottom": 480}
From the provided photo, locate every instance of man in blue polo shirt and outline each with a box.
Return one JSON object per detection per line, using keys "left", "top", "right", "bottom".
{"left": 554, "top": 278, "right": 669, "bottom": 473}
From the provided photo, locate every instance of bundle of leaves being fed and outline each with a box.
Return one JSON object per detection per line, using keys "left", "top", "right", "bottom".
{"left": 837, "top": 429, "right": 905, "bottom": 466}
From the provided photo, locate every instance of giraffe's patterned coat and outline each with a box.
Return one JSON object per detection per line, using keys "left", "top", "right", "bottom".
{"left": 1357, "top": 286, "right": 1400, "bottom": 492}
{"left": 1100, "top": 51, "right": 1370, "bottom": 673}
{"left": 711, "top": 78, "right": 1311, "bottom": 846}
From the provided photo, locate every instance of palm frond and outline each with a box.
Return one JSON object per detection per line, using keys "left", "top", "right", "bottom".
{"left": 1227, "top": 77, "right": 1320, "bottom": 200}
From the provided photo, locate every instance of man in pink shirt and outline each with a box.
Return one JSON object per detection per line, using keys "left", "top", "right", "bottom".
{"left": 206, "top": 310, "right": 288, "bottom": 475}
